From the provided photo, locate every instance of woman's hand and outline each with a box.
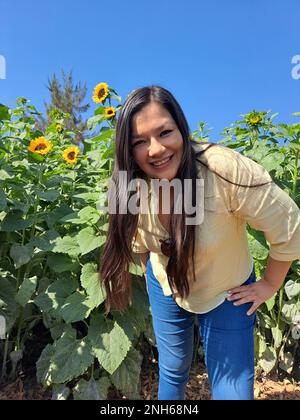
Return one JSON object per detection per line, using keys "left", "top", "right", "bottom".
{"left": 226, "top": 277, "right": 278, "bottom": 316}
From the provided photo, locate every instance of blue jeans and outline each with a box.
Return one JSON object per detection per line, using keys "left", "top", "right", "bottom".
{"left": 146, "top": 258, "right": 256, "bottom": 400}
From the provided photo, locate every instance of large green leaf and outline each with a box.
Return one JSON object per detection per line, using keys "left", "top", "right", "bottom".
{"left": 0, "top": 210, "right": 33, "bottom": 232}
{"left": 258, "top": 346, "right": 277, "bottom": 374}
{"left": 78, "top": 206, "right": 100, "bottom": 224}
{"left": 73, "top": 377, "right": 111, "bottom": 400}
{"left": 16, "top": 276, "right": 37, "bottom": 307}
{"left": 80, "top": 263, "right": 106, "bottom": 308}
{"left": 34, "top": 277, "right": 78, "bottom": 316}
{"left": 37, "top": 327, "right": 94, "bottom": 385}
{"left": 59, "top": 292, "right": 94, "bottom": 323}
{"left": 88, "top": 314, "right": 131, "bottom": 375}
{"left": 52, "top": 235, "right": 81, "bottom": 257}
{"left": 284, "top": 280, "right": 300, "bottom": 300}
{"left": 111, "top": 347, "right": 143, "bottom": 399}
{"left": 76, "top": 227, "right": 106, "bottom": 255}
{"left": 36, "top": 189, "right": 60, "bottom": 202}
{"left": 32, "top": 230, "right": 60, "bottom": 252}
{"left": 47, "top": 254, "right": 80, "bottom": 273}
{"left": 0, "top": 104, "right": 10, "bottom": 121}
{"left": 36, "top": 343, "right": 55, "bottom": 386}
{"left": 10, "top": 243, "right": 34, "bottom": 269}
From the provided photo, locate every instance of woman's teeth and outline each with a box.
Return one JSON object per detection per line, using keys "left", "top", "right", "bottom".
{"left": 152, "top": 155, "right": 172, "bottom": 167}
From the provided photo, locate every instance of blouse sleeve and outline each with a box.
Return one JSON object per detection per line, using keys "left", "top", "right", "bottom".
{"left": 229, "top": 150, "right": 300, "bottom": 262}
{"left": 131, "top": 228, "right": 149, "bottom": 254}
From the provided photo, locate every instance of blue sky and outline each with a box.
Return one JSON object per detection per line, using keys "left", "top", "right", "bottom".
{"left": 0, "top": 0, "right": 299, "bottom": 140}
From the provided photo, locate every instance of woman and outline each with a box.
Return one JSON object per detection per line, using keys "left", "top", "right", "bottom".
{"left": 100, "top": 85, "right": 300, "bottom": 400}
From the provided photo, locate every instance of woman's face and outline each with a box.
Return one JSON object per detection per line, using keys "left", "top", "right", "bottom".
{"left": 130, "top": 102, "right": 183, "bottom": 180}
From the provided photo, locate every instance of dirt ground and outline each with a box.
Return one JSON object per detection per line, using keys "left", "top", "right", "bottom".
{"left": 1, "top": 356, "right": 299, "bottom": 400}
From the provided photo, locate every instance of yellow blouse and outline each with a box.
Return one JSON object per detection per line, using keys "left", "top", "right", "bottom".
{"left": 132, "top": 143, "right": 300, "bottom": 313}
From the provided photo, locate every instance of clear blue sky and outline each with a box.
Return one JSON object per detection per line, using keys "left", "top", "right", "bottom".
{"left": 0, "top": 0, "right": 299, "bottom": 139}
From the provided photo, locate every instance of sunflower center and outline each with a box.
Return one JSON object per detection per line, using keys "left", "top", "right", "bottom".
{"left": 98, "top": 88, "right": 105, "bottom": 98}
{"left": 68, "top": 152, "right": 75, "bottom": 160}
{"left": 35, "top": 144, "right": 47, "bottom": 151}
{"left": 108, "top": 110, "right": 113, "bottom": 114}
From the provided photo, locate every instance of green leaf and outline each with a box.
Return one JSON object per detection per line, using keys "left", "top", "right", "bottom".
{"left": 0, "top": 189, "right": 7, "bottom": 211}
{"left": 111, "top": 347, "right": 143, "bottom": 399}
{"left": 282, "top": 299, "right": 300, "bottom": 323}
{"left": 37, "top": 327, "right": 94, "bottom": 385}
{"left": 0, "top": 169, "right": 13, "bottom": 180}
{"left": 45, "top": 204, "right": 73, "bottom": 228}
{"left": 73, "top": 377, "right": 111, "bottom": 400}
{"left": 10, "top": 243, "right": 34, "bottom": 269}
{"left": 36, "top": 189, "right": 60, "bottom": 202}
{"left": 88, "top": 314, "right": 131, "bottom": 375}
{"left": 247, "top": 230, "right": 268, "bottom": 260}
{"left": 77, "top": 227, "right": 106, "bottom": 255}
{"left": 16, "top": 276, "right": 37, "bottom": 307}
{"left": 52, "top": 235, "right": 81, "bottom": 257}
{"left": 58, "top": 212, "right": 85, "bottom": 225}
{"left": 59, "top": 292, "right": 94, "bottom": 323}
{"left": 87, "top": 114, "right": 105, "bottom": 131}
{"left": 36, "top": 343, "right": 55, "bottom": 386}
{"left": 80, "top": 263, "right": 106, "bottom": 308}
{"left": 47, "top": 254, "right": 80, "bottom": 273}
{"left": 78, "top": 206, "right": 100, "bottom": 224}
{"left": 271, "top": 326, "right": 282, "bottom": 349}
{"left": 1, "top": 210, "right": 33, "bottom": 232}
{"left": 258, "top": 346, "right": 277, "bottom": 374}
{"left": 0, "top": 104, "right": 10, "bottom": 121}
{"left": 284, "top": 280, "right": 300, "bottom": 299}
{"left": 32, "top": 230, "right": 60, "bottom": 252}
{"left": 265, "top": 294, "right": 276, "bottom": 311}
{"left": 34, "top": 277, "right": 78, "bottom": 316}
{"left": 50, "top": 329, "right": 94, "bottom": 383}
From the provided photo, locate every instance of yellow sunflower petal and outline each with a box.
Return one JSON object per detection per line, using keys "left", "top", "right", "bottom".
{"left": 92, "top": 82, "right": 109, "bottom": 104}
{"left": 104, "top": 106, "right": 116, "bottom": 119}
{"left": 28, "top": 137, "right": 52, "bottom": 155}
{"left": 62, "top": 146, "right": 80, "bottom": 164}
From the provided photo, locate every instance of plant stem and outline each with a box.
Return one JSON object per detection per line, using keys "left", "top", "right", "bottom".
{"left": 292, "top": 149, "right": 299, "bottom": 197}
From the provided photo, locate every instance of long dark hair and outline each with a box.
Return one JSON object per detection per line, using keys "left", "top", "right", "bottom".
{"left": 100, "top": 85, "right": 272, "bottom": 314}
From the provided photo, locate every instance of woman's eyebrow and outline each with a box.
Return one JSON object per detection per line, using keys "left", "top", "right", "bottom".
{"left": 132, "top": 123, "right": 171, "bottom": 140}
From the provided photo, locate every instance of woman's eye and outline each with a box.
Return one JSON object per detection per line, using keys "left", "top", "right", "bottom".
{"left": 161, "top": 130, "right": 172, "bottom": 136}
{"left": 132, "top": 140, "right": 145, "bottom": 147}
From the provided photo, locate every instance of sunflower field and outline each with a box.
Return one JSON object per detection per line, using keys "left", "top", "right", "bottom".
{"left": 0, "top": 84, "right": 299, "bottom": 399}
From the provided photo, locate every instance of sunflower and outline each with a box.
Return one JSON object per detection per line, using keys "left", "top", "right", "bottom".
{"left": 246, "top": 112, "right": 262, "bottom": 126}
{"left": 62, "top": 146, "right": 80, "bottom": 164}
{"left": 92, "top": 82, "right": 109, "bottom": 104}
{"left": 56, "top": 123, "right": 63, "bottom": 133}
{"left": 28, "top": 137, "right": 52, "bottom": 155}
{"left": 104, "top": 106, "right": 116, "bottom": 119}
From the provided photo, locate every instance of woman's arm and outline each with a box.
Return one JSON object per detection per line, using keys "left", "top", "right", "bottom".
{"left": 227, "top": 255, "right": 293, "bottom": 315}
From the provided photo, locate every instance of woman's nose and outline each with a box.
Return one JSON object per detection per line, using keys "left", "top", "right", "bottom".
{"left": 148, "top": 137, "right": 165, "bottom": 157}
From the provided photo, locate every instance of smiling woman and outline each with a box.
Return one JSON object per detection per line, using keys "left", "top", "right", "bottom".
{"left": 100, "top": 85, "right": 300, "bottom": 401}
{"left": 130, "top": 102, "right": 183, "bottom": 180}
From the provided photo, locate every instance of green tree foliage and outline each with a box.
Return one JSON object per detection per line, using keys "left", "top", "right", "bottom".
{"left": 38, "top": 69, "right": 90, "bottom": 144}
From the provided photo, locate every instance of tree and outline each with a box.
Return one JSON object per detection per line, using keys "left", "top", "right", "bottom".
{"left": 39, "top": 69, "right": 90, "bottom": 144}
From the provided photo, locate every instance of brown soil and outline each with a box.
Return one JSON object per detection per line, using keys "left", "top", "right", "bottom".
{"left": 1, "top": 357, "right": 299, "bottom": 400}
